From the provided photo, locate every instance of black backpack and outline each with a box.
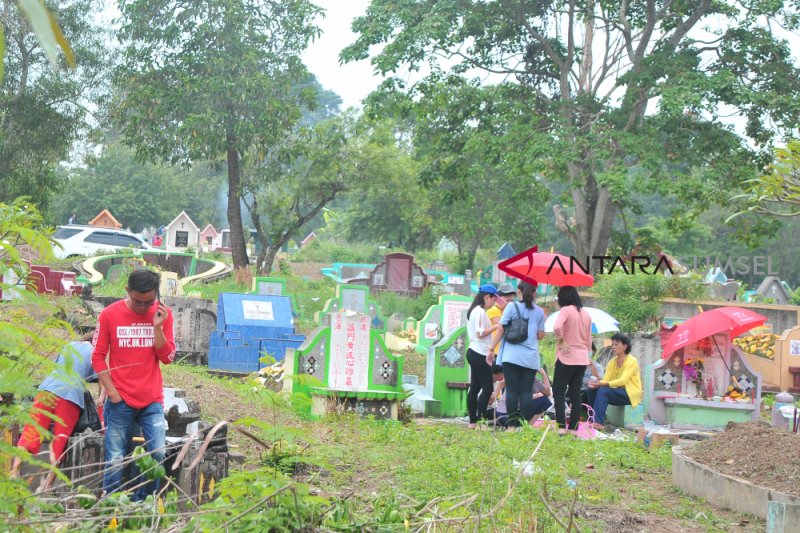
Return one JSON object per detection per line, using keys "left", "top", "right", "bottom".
{"left": 503, "top": 302, "right": 529, "bottom": 344}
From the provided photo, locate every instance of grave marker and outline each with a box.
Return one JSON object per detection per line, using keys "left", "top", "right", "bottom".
{"left": 284, "top": 310, "right": 404, "bottom": 419}
{"left": 755, "top": 276, "right": 791, "bottom": 305}
{"left": 315, "top": 284, "right": 386, "bottom": 332}
{"left": 368, "top": 252, "right": 428, "bottom": 297}
{"left": 424, "top": 326, "right": 469, "bottom": 417}
{"left": 166, "top": 211, "right": 199, "bottom": 252}
{"left": 88, "top": 208, "right": 122, "bottom": 228}
{"left": 208, "top": 292, "right": 305, "bottom": 372}
{"left": 644, "top": 335, "right": 762, "bottom": 428}
{"left": 199, "top": 224, "right": 220, "bottom": 250}
{"left": 414, "top": 294, "right": 472, "bottom": 353}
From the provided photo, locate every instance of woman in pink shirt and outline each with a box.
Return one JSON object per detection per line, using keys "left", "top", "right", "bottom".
{"left": 552, "top": 286, "right": 592, "bottom": 433}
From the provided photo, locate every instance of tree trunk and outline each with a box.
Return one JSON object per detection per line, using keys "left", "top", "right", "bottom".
{"left": 226, "top": 144, "right": 249, "bottom": 270}
{"left": 554, "top": 160, "right": 617, "bottom": 265}
{"left": 249, "top": 208, "right": 276, "bottom": 275}
{"left": 570, "top": 186, "right": 616, "bottom": 261}
{"left": 256, "top": 245, "right": 280, "bottom": 276}
{"left": 459, "top": 237, "right": 480, "bottom": 273}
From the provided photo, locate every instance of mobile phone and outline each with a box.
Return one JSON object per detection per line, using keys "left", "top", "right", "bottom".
{"left": 155, "top": 285, "right": 162, "bottom": 317}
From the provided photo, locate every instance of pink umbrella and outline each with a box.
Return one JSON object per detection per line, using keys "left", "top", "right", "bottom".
{"left": 661, "top": 306, "right": 768, "bottom": 359}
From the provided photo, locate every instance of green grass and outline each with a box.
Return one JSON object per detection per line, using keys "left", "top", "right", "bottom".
{"left": 164, "top": 356, "right": 764, "bottom": 531}
{"left": 309, "top": 417, "right": 755, "bottom": 531}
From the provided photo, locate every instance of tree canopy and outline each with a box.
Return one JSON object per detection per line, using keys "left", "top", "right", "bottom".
{"left": 113, "top": 0, "right": 323, "bottom": 269}
{"left": 54, "top": 143, "right": 225, "bottom": 231}
{"left": 0, "top": 0, "right": 107, "bottom": 211}
{"left": 342, "top": 0, "right": 800, "bottom": 260}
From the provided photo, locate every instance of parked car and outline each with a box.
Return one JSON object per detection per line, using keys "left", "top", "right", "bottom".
{"left": 52, "top": 225, "right": 151, "bottom": 258}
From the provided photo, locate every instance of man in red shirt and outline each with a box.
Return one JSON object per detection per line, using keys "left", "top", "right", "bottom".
{"left": 92, "top": 269, "right": 175, "bottom": 498}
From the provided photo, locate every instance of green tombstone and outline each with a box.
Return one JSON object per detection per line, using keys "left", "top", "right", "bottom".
{"left": 414, "top": 294, "right": 472, "bottom": 354}
{"left": 250, "top": 276, "right": 301, "bottom": 321}
{"left": 284, "top": 310, "right": 405, "bottom": 419}
{"left": 315, "top": 284, "right": 386, "bottom": 332}
{"left": 250, "top": 276, "right": 286, "bottom": 296}
{"left": 424, "top": 326, "right": 469, "bottom": 417}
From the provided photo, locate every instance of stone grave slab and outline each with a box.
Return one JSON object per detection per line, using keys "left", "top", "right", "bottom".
{"left": 284, "top": 310, "right": 404, "bottom": 419}
{"left": 423, "top": 326, "right": 469, "bottom": 417}
{"left": 368, "top": 252, "right": 428, "bottom": 297}
{"left": 756, "top": 276, "right": 791, "bottom": 305}
{"left": 644, "top": 334, "right": 762, "bottom": 429}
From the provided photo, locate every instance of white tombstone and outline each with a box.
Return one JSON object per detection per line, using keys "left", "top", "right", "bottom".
{"left": 165, "top": 211, "right": 200, "bottom": 252}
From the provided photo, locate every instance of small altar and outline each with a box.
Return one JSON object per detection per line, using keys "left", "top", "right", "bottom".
{"left": 644, "top": 334, "right": 762, "bottom": 429}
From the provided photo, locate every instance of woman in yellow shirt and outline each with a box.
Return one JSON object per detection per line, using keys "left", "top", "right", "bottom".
{"left": 586, "top": 333, "right": 642, "bottom": 430}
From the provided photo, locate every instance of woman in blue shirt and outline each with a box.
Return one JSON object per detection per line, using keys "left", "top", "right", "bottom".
{"left": 10, "top": 339, "right": 98, "bottom": 490}
{"left": 489, "top": 281, "right": 546, "bottom": 427}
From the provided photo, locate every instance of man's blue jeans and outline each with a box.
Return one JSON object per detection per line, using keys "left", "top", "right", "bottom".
{"left": 586, "top": 386, "right": 630, "bottom": 425}
{"left": 103, "top": 399, "right": 166, "bottom": 500}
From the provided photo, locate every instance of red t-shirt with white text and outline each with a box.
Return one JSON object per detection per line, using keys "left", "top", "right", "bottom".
{"left": 91, "top": 299, "right": 176, "bottom": 408}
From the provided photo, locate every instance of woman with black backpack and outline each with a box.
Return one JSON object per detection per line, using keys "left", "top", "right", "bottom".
{"left": 489, "top": 281, "right": 546, "bottom": 428}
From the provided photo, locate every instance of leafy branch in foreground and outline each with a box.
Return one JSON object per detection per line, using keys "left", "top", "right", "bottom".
{"left": 731, "top": 140, "right": 800, "bottom": 219}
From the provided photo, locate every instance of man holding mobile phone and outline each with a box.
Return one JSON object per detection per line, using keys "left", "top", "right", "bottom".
{"left": 92, "top": 269, "right": 175, "bottom": 499}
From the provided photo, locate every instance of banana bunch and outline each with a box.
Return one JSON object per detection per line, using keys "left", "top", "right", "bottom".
{"left": 733, "top": 333, "right": 779, "bottom": 360}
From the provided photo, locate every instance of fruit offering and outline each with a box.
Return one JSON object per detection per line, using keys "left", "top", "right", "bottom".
{"left": 725, "top": 385, "right": 747, "bottom": 400}
{"left": 733, "top": 333, "right": 778, "bottom": 360}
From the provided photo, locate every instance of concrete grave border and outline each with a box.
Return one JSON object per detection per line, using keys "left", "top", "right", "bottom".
{"left": 672, "top": 445, "right": 800, "bottom": 519}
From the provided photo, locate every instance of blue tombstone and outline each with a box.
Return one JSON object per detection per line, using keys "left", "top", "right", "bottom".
{"left": 208, "top": 292, "right": 305, "bottom": 373}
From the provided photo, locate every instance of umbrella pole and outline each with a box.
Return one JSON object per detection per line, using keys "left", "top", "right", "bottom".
{"left": 711, "top": 334, "right": 735, "bottom": 381}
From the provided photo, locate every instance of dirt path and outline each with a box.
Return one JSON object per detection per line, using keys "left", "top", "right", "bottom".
{"left": 286, "top": 259, "right": 327, "bottom": 280}
{"left": 161, "top": 365, "right": 300, "bottom": 464}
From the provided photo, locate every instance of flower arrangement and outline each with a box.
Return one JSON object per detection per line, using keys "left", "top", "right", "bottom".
{"left": 695, "top": 337, "right": 714, "bottom": 356}
{"left": 683, "top": 357, "right": 706, "bottom": 397}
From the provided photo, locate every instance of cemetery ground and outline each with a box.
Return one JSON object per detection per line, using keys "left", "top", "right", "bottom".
{"left": 4, "top": 256, "right": 780, "bottom": 531}
{"left": 159, "top": 362, "right": 766, "bottom": 531}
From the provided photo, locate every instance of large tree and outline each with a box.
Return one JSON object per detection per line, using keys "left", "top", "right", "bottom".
{"left": 113, "top": 0, "right": 321, "bottom": 269}
{"left": 342, "top": 0, "right": 800, "bottom": 260}
{"left": 403, "top": 77, "right": 551, "bottom": 270}
{"left": 244, "top": 114, "right": 414, "bottom": 274}
{"left": 0, "top": 0, "right": 107, "bottom": 211}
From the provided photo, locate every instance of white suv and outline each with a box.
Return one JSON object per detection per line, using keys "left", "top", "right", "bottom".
{"left": 52, "top": 225, "right": 151, "bottom": 259}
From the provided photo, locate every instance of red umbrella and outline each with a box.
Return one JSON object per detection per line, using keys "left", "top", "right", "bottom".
{"left": 498, "top": 246, "right": 595, "bottom": 287}
{"left": 661, "top": 306, "right": 768, "bottom": 359}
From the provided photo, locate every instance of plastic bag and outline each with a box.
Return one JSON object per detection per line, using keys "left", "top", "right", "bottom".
{"left": 74, "top": 391, "right": 102, "bottom": 433}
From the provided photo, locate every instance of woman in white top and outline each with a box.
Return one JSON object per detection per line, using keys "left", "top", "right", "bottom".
{"left": 466, "top": 284, "right": 500, "bottom": 428}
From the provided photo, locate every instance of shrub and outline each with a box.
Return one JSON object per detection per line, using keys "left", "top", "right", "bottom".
{"left": 292, "top": 239, "right": 382, "bottom": 264}
{"left": 373, "top": 286, "right": 440, "bottom": 320}
{"left": 594, "top": 271, "right": 708, "bottom": 333}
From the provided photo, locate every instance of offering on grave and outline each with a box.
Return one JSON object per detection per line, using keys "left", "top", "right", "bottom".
{"left": 733, "top": 333, "right": 779, "bottom": 360}
{"left": 724, "top": 375, "right": 750, "bottom": 402}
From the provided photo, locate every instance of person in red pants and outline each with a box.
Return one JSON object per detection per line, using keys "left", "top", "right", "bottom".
{"left": 10, "top": 337, "right": 98, "bottom": 491}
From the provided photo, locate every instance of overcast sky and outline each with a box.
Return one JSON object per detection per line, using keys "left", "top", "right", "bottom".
{"left": 301, "top": 0, "right": 380, "bottom": 110}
